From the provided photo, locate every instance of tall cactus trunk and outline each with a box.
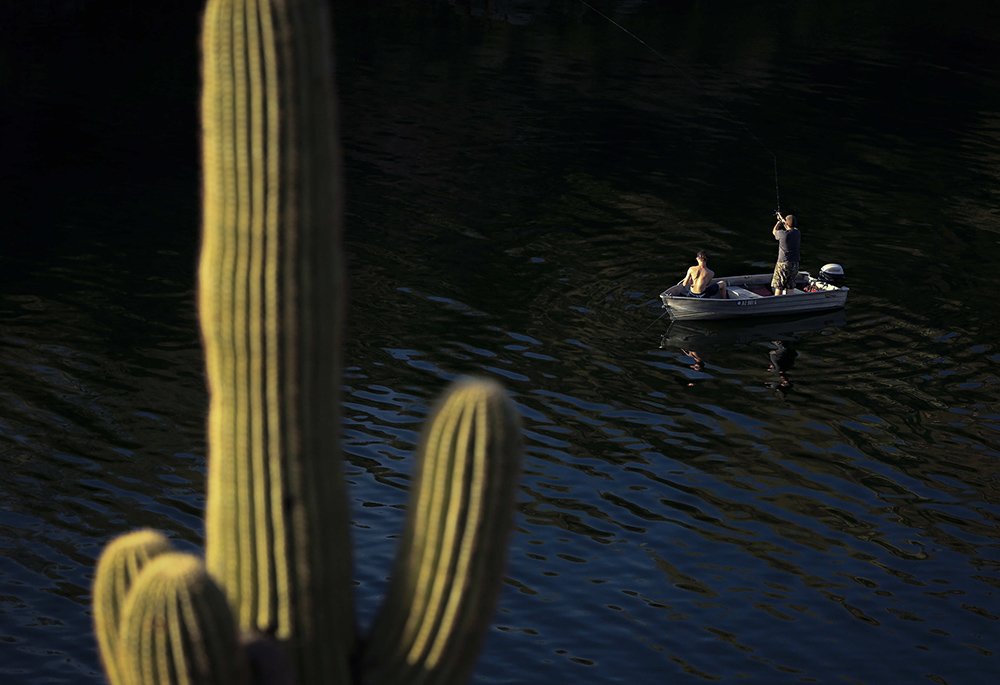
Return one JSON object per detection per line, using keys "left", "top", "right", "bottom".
{"left": 199, "top": 0, "right": 354, "bottom": 682}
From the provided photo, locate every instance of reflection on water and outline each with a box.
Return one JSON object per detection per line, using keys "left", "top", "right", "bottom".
{"left": 765, "top": 339, "right": 797, "bottom": 398}
{"left": 4, "top": 2, "right": 1000, "bottom": 684}
{"left": 662, "top": 311, "right": 844, "bottom": 396}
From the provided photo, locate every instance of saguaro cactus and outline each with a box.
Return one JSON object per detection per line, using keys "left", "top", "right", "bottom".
{"left": 91, "top": 1, "right": 523, "bottom": 684}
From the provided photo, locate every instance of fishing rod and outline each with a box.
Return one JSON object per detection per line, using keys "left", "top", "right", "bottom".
{"left": 578, "top": 1, "right": 782, "bottom": 215}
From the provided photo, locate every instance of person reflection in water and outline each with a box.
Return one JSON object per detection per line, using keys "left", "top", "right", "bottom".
{"left": 766, "top": 339, "right": 797, "bottom": 397}
{"left": 680, "top": 348, "right": 705, "bottom": 387}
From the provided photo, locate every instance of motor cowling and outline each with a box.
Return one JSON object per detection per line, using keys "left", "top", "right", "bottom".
{"left": 819, "top": 263, "right": 845, "bottom": 286}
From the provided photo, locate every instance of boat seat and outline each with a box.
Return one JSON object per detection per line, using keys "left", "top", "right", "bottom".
{"left": 726, "top": 286, "right": 761, "bottom": 300}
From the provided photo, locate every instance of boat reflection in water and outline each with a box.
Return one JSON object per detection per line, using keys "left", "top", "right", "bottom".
{"left": 661, "top": 310, "right": 846, "bottom": 394}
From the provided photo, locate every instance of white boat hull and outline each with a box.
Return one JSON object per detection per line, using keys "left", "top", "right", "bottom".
{"left": 660, "top": 271, "right": 849, "bottom": 321}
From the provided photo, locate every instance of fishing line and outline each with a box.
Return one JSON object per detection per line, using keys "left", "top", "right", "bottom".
{"left": 639, "top": 309, "right": 670, "bottom": 334}
{"left": 578, "top": 0, "right": 782, "bottom": 213}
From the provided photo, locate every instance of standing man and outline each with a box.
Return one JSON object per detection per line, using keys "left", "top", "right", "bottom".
{"left": 681, "top": 250, "right": 728, "bottom": 299}
{"left": 771, "top": 213, "right": 801, "bottom": 295}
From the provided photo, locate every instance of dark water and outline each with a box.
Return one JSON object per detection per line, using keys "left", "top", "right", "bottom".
{"left": 3, "top": 2, "right": 1000, "bottom": 683}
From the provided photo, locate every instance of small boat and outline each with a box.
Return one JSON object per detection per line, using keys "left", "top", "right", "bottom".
{"left": 659, "top": 263, "right": 849, "bottom": 321}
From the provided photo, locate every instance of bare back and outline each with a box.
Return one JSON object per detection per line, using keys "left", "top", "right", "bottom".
{"left": 684, "top": 264, "right": 714, "bottom": 293}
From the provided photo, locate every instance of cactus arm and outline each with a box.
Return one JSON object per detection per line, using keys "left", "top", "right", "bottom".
{"left": 364, "top": 378, "right": 523, "bottom": 685}
{"left": 93, "top": 530, "right": 177, "bottom": 685}
{"left": 200, "top": 1, "right": 354, "bottom": 682}
{"left": 117, "top": 552, "right": 244, "bottom": 685}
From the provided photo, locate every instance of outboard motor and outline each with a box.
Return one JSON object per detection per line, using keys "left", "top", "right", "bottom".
{"left": 819, "top": 263, "right": 845, "bottom": 287}
{"left": 804, "top": 263, "right": 846, "bottom": 291}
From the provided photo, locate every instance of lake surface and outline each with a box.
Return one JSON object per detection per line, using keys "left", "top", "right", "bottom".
{"left": 2, "top": 1, "right": 999, "bottom": 683}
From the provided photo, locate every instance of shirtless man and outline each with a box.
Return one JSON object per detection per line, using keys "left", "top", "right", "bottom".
{"left": 681, "top": 251, "right": 727, "bottom": 299}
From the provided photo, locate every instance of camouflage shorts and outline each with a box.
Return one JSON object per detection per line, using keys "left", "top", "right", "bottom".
{"left": 771, "top": 261, "right": 799, "bottom": 290}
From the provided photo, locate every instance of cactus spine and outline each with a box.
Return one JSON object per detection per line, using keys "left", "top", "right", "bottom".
{"left": 92, "top": 2, "right": 522, "bottom": 684}
{"left": 117, "top": 553, "right": 243, "bottom": 685}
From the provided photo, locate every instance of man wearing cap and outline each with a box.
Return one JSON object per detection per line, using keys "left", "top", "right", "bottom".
{"left": 771, "top": 213, "right": 801, "bottom": 295}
